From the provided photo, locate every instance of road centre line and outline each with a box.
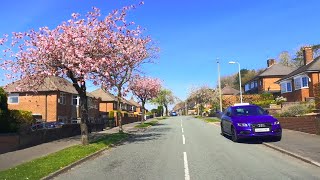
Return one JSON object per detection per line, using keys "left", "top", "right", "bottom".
{"left": 182, "top": 127, "right": 184, "bottom": 133}
{"left": 183, "top": 152, "right": 190, "bottom": 180}
{"left": 182, "top": 134, "right": 185, "bottom": 144}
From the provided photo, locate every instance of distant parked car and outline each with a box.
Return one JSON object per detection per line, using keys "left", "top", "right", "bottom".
{"left": 30, "top": 122, "right": 65, "bottom": 131}
{"left": 170, "top": 111, "right": 177, "bottom": 116}
{"left": 220, "top": 104, "right": 282, "bottom": 142}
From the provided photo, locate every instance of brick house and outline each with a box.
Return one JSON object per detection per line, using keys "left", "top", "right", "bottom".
{"left": 244, "top": 59, "right": 295, "bottom": 96}
{"left": 91, "top": 88, "right": 138, "bottom": 118}
{"left": 4, "top": 76, "right": 100, "bottom": 123}
{"left": 276, "top": 47, "right": 320, "bottom": 102}
{"left": 128, "top": 97, "right": 142, "bottom": 114}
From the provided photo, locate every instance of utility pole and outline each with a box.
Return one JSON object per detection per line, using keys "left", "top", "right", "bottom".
{"left": 217, "top": 59, "right": 223, "bottom": 112}
{"left": 185, "top": 101, "right": 187, "bottom": 116}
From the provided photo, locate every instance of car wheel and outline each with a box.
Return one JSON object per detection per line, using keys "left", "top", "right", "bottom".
{"left": 231, "top": 127, "right": 239, "bottom": 142}
{"left": 220, "top": 123, "right": 225, "bottom": 136}
{"left": 273, "top": 136, "right": 282, "bottom": 142}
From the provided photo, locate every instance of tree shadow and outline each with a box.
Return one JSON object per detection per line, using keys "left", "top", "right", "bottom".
{"left": 221, "top": 133, "right": 279, "bottom": 144}
{"left": 112, "top": 126, "right": 172, "bottom": 147}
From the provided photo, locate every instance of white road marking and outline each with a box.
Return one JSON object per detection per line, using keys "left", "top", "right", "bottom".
{"left": 183, "top": 152, "right": 190, "bottom": 180}
{"left": 182, "top": 127, "right": 184, "bottom": 133}
{"left": 182, "top": 135, "right": 185, "bottom": 144}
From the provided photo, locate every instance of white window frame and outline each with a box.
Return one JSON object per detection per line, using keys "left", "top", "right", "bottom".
{"left": 71, "top": 95, "right": 79, "bottom": 106}
{"left": 294, "top": 75, "right": 309, "bottom": 90}
{"left": 8, "top": 93, "right": 19, "bottom": 104}
{"left": 280, "top": 81, "right": 292, "bottom": 93}
{"left": 59, "top": 93, "right": 66, "bottom": 105}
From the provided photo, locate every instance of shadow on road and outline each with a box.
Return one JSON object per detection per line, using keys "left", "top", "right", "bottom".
{"left": 221, "top": 134, "right": 280, "bottom": 144}
{"left": 112, "top": 124, "right": 172, "bottom": 147}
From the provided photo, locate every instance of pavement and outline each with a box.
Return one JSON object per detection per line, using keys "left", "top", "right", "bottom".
{"left": 0, "top": 120, "right": 145, "bottom": 171}
{"left": 55, "top": 116, "right": 320, "bottom": 180}
{"left": 264, "top": 129, "right": 320, "bottom": 167}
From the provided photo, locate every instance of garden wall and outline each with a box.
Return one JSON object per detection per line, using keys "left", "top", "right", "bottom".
{"left": 277, "top": 115, "right": 320, "bottom": 135}
{"left": 0, "top": 123, "right": 107, "bottom": 154}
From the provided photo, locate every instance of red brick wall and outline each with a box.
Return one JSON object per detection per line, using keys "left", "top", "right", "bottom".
{"left": 277, "top": 116, "right": 320, "bottom": 135}
{"left": 262, "top": 77, "right": 281, "bottom": 92}
{"left": 8, "top": 92, "right": 58, "bottom": 122}
{"left": 282, "top": 88, "right": 309, "bottom": 102}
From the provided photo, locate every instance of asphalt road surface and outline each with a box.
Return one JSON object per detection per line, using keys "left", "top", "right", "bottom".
{"left": 55, "top": 116, "right": 320, "bottom": 180}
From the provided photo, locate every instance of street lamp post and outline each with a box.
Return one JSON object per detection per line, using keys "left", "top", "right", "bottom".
{"left": 217, "top": 59, "right": 223, "bottom": 112}
{"left": 229, "top": 61, "right": 243, "bottom": 103}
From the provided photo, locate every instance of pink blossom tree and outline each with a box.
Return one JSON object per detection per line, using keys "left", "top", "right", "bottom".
{"left": 0, "top": 4, "right": 153, "bottom": 144}
{"left": 97, "top": 8, "right": 158, "bottom": 132}
{"left": 130, "top": 76, "right": 161, "bottom": 124}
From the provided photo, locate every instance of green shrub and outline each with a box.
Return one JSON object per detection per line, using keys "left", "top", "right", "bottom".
{"left": 253, "top": 100, "right": 275, "bottom": 108}
{"left": 108, "top": 111, "right": 115, "bottom": 119}
{"left": 0, "top": 109, "right": 12, "bottom": 133}
{"left": 260, "top": 92, "right": 274, "bottom": 100}
{"left": 0, "top": 87, "right": 8, "bottom": 111}
{"left": 279, "top": 104, "right": 311, "bottom": 117}
{"left": 10, "top": 110, "right": 34, "bottom": 125}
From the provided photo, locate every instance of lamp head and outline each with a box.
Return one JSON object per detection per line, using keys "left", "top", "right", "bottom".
{"left": 229, "top": 61, "right": 236, "bottom": 64}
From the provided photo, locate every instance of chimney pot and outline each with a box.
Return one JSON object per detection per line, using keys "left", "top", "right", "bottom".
{"left": 303, "top": 46, "right": 313, "bottom": 65}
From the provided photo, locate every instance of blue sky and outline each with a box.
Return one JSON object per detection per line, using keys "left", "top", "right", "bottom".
{"left": 1, "top": 0, "right": 320, "bottom": 109}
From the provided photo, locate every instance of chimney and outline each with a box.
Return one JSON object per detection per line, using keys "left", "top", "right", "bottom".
{"left": 303, "top": 46, "right": 313, "bottom": 65}
{"left": 267, "top": 59, "right": 275, "bottom": 67}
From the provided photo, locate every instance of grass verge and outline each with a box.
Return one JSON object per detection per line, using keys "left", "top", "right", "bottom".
{"left": 135, "top": 120, "right": 159, "bottom": 128}
{"left": 155, "top": 117, "right": 168, "bottom": 120}
{"left": 194, "top": 116, "right": 220, "bottom": 123}
{"left": 0, "top": 133, "right": 128, "bottom": 180}
{"left": 204, "top": 118, "right": 221, "bottom": 123}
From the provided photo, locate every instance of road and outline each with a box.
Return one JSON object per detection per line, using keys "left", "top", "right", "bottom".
{"left": 55, "top": 116, "right": 320, "bottom": 180}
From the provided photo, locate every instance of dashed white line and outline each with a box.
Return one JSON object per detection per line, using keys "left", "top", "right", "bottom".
{"left": 182, "top": 134, "right": 185, "bottom": 144}
{"left": 183, "top": 152, "right": 190, "bottom": 180}
{"left": 182, "top": 127, "right": 184, "bottom": 133}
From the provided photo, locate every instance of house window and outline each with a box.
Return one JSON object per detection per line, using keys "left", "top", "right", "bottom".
{"left": 245, "top": 84, "right": 250, "bottom": 91}
{"left": 8, "top": 93, "right": 19, "bottom": 104}
{"left": 280, "top": 81, "right": 292, "bottom": 93}
{"left": 302, "top": 77, "right": 309, "bottom": 88}
{"left": 72, "top": 95, "right": 79, "bottom": 106}
{"left": 59, "top": 93, "right": 66, "bottom": 105}
{"left": 294, "top": 76, "right": 309, "bottom": 90}
{"left": 286, "top": 82, "right": 292, "bottom": 92}
{"left": 254, "top": 81, "right": 258, "bottom": 88}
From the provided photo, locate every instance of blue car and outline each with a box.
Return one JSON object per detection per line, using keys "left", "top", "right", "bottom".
{"left": 220, "top": 104, "right": 282, "bottom": 142}
{"left": 170, "top": 111, "right": 177, "bottom": 116}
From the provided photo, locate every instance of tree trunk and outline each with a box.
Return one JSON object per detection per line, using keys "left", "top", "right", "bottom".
{"left": 68, "top": 72, "right": 89, "bottom": 145}
{"left": 141, "top": 101, "right": 145, "bottom": 124}
{"left": 117, "top": 90, "right": 123, "bottom": 132}
{"left": 79, "top": 92, "right": 89, "bottom": 145}
{"left": 165, "top": 105, "right": 168, "bottom": 116}
{"left": 197, "top": 104, "right": 200, "bottom": 116}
